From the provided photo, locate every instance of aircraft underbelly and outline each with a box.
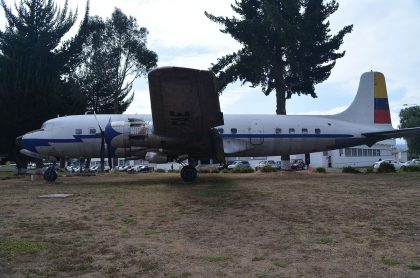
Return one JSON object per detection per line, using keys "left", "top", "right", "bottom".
{"left": 224, "top": 138, "right": 336, "bottom": 157}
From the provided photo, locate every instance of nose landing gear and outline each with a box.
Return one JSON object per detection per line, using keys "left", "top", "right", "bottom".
{"left": 43, "top": 166, "right": 58, "bottom": 182}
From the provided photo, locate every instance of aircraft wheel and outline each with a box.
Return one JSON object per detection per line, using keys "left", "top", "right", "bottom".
{"left": 180, "top": 165, "right": 197, "bottom": 182}
{"left": 43, "top": 167, "right": 58, "bottom": 182}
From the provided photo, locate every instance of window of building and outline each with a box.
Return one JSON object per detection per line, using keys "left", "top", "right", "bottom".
{"left": 231, "top": 128, "right": 237, "bottom": 134}
{"left": 89, "top": 128, "right": 96, "bottom": 135}
{"left": 75, "top": 129, "right": 82, "bottom": 135}
{"left": 363, "top": 149, "right": 368, "bottom": 157}
{"left": 302, "top": 128, "right": 308, "bottom": 134}
{"left": 217, "top": 128, "right": 224, "bottom": 134}
{"left": 368, "top": 149, "right": 373, "bottom": 156}
{"left": 351, "top": 148, "right": 357, "bottom": 157}
{"left": 315, "top": 128, "right": 321, "bottom": 134}
{"left": 275, "top": 128, "right": 282, "bottom": 134}
{"left": 357, "top": 149, "right": 363, "bottom": 157}
{"left": 289, "top": 128, "right": 295, "bottom": 134}
{"left": 345, "top": 148, "right": 351, "bottom": 157}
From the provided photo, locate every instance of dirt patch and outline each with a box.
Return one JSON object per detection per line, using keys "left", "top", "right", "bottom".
{"left": 0, "top": 171, "right": 419, "bottom": 277}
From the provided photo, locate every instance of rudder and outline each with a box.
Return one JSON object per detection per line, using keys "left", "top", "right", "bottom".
{"left": 333, "top": 71, "right": 392, "bottom": 127}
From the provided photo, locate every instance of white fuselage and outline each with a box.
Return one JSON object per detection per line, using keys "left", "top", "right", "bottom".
{"left": 20, "top": 114, "right": 387, "bottom": 160}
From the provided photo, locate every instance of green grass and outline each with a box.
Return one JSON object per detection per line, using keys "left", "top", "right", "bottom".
{"left": 0, "top": 239, "right": 46, "bottom": 256}
{"left": 122, "top": 215, "right": 137, "bottom": 225}
{"left": 316, "top": 236, "right": 332, "bottom": 244}
{"left": 408, "top": 262, "right": 420, "bottom": 270}
{"left": 272, "top": 260, "right": 288, "bottom": 267}
{"left": 382, "top": 257, "right": 399, "bottom": 266}
{"left": 206, "top": 255, "right": 230, "bottom": 262}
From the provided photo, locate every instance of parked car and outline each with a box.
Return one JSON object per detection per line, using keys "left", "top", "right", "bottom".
{"left": 274, "top": 161, "right": 282, "bottom": 170}
{"left": 217, "top": 161, "right": 235, "bottom": 170}
{"left": 255, "top": 160, "right": 276, "bottom": 171}
{"left": 290, "top": 159, "right": 305, "bottom": 170}
{"left": 401, "top": 159, "right": 420, "bottom": 168}
{"left": 117, "top": 164, "right": 131, "bottom": 172}
{"left": 227, "top": 160, "right": 251, "bottom": 170}
{"left": 127, "top": 165, "right": 154, "bottom": 174}
{"left": 373, "top": 159, "right": 402, "bottom": 170}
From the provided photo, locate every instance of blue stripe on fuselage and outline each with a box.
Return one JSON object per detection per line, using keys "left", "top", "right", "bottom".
{"left": 23, "top": 133, "right": 354, "bottom": 154}
{"left": 22, "top": 134, "right": 101, "bottom": 153}
{"left": 222, "top": 134, "right": 354, "bottom": 139}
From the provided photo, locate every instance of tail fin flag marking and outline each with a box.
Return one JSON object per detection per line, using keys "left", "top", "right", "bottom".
{"left": 373, "top": 72, "right": 391, "bottom": 124}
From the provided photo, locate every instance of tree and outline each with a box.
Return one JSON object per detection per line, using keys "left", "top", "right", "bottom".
{"left": 74, "top": 8, "right": 158, "bottom": 114}
{"left": 205, "top": 0, "right": 353, "bottom": 114}
{"left": 399, "top": 106, "right": 420, "bottom": 158}
{"left": 0, "top": 0, "right": 90, "bottom": 161}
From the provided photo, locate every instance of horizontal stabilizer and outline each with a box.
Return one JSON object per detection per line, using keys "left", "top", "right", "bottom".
{"left": 362, "top": 127, "right": 420, "bottom": 139}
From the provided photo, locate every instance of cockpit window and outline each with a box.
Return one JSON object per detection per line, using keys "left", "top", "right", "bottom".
{"left": 41, "top": 123, "right": 54, "bottom": 130}
{"left": 75, "top": 129, "right": 82, "bottom": 135}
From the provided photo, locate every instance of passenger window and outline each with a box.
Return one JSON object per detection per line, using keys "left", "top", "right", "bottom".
{"left": 275, "top": 128, "right": 282, "bottom": 134}
{"left": 75, "top": 129, "right": 82, "bottom": 135}
{"left": 217, "top": 128, "right": 224, "bottom": 134}
{"left": 315, "top": 128, "right": 321, "bottom": 134}
{"left": 231, "top": 128, "right": 237, "bottom": 134}
{"left": 89, "top": 128, "right": 96, "bottom": 135}
{"left": 289, "top": 128, "right": 295, "bottom": 134}
{"left": 302, "top": 128, "right": 308, "bottom": 134}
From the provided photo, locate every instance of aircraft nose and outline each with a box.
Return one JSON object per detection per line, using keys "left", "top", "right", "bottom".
{"left": 16, "top": 135, "right": 23, "bottom": 151}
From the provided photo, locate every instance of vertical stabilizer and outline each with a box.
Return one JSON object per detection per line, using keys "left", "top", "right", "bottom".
{"left": 333, "top": 71, "right": 392, "bottom": 127}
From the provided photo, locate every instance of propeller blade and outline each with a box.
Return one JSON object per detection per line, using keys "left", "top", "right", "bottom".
{"left": 93, "top": 113, "right": 106, "bottom": 172}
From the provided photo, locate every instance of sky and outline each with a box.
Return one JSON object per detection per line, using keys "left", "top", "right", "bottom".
{"left": 1, "top": 0, "right": 420, "bottom": 130}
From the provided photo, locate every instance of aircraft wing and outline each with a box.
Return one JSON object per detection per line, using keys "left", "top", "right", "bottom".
{"left": 362, "top": 127, "right": 420, "bottom": 139}
{"left": 148, "top": 67, "right": 224, "bottom": 137}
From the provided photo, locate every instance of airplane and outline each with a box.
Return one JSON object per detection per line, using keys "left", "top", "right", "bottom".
{"left": 17, "top": 67, "right": 420, "bottom": 182}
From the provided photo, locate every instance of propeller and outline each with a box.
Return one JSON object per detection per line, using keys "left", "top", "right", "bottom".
{"left": 93, "top": 113, "right": 107, "bottom": 172}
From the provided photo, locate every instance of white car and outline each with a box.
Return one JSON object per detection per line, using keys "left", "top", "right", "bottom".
{"left": 227, "top": 160, "right": 252, "bottom": 170}
{"left": 373, "top": 159, "right": 402, "bottom": 170}
{"left": 401, "top": 159, "right": 420, "bottom": 168}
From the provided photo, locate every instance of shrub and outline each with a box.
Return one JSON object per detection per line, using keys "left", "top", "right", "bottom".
{"left": 155, "top": 168, "right": 166, "bottom": 173}
{"left": 314, "top": 167, "right": 326, "bottom": 173}
{"left": 240, "top": 168, "right": 254, "bottom": 173}
{"left": 365, "top": 166, "right": 374, "bottom": 173}
{"left": 260, "top": 165, "right": 277, "bottom": 173}
{"left": 221, "top": 169, "right": 230, "bottom": 173}
{"left": 377, "top": 163, "right": 395, "bottom": 173}
{"left": 342, "top": 166, "right": 361, "bottom": 174}
{"left": 232, "top": 168, "right": 254, "bottom": 173}
{"left": 167, "top": 169, "right": 179, "bottom": 173}
{"left": 400, "top": 165, "right": 420, "bottom": 172}
{"left": 198, "top": 169, "right": 211, "bottom": 174}
{"left": 210, "top": 169, "right": 220, "bottom": 174}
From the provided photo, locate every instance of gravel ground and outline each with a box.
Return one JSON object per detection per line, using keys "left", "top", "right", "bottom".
{"left": 0, "top": 171, "right": 419, "bottom": 277}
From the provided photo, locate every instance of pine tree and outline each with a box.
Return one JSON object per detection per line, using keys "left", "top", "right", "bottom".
{"left": 205, "top": 0, "right": 352, "bottom": 115}
{"left": 74, "top": 8, "right": 158, "bottom": 114}
{"left": 0, "top": 0, "right": 90, "bottom": 160}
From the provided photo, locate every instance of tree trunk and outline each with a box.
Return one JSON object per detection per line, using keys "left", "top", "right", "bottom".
{"left": 276, "top": 89, "right": 287, "bottom": 115}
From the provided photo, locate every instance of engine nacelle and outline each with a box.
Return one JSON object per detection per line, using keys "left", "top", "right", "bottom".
{"left": 145, "top": 152, "right": 168, "bottom": 163}
{"left": 105, "top": 118, "right": 192, "bottom": 155}
{"left": 106, "top": 119, "right": 152, "bottom": 149}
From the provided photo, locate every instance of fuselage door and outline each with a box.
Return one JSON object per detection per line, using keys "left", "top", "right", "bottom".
{"left": 250, "top": 119, "right": 264, "bottom": 145}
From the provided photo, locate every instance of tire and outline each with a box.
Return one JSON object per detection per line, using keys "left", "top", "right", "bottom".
{"left": 180, "top": 165, "right": 197, "bottom": 182}
{"left": 43, "top": 167, "right": 58, "bottom": 182}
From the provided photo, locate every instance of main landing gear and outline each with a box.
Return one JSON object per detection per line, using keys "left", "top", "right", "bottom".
{"left": 178, "top": 159, "right": 198, "bottom": 182}
{"left": 180, "top": 165, "right": 197, "bottom": 182}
